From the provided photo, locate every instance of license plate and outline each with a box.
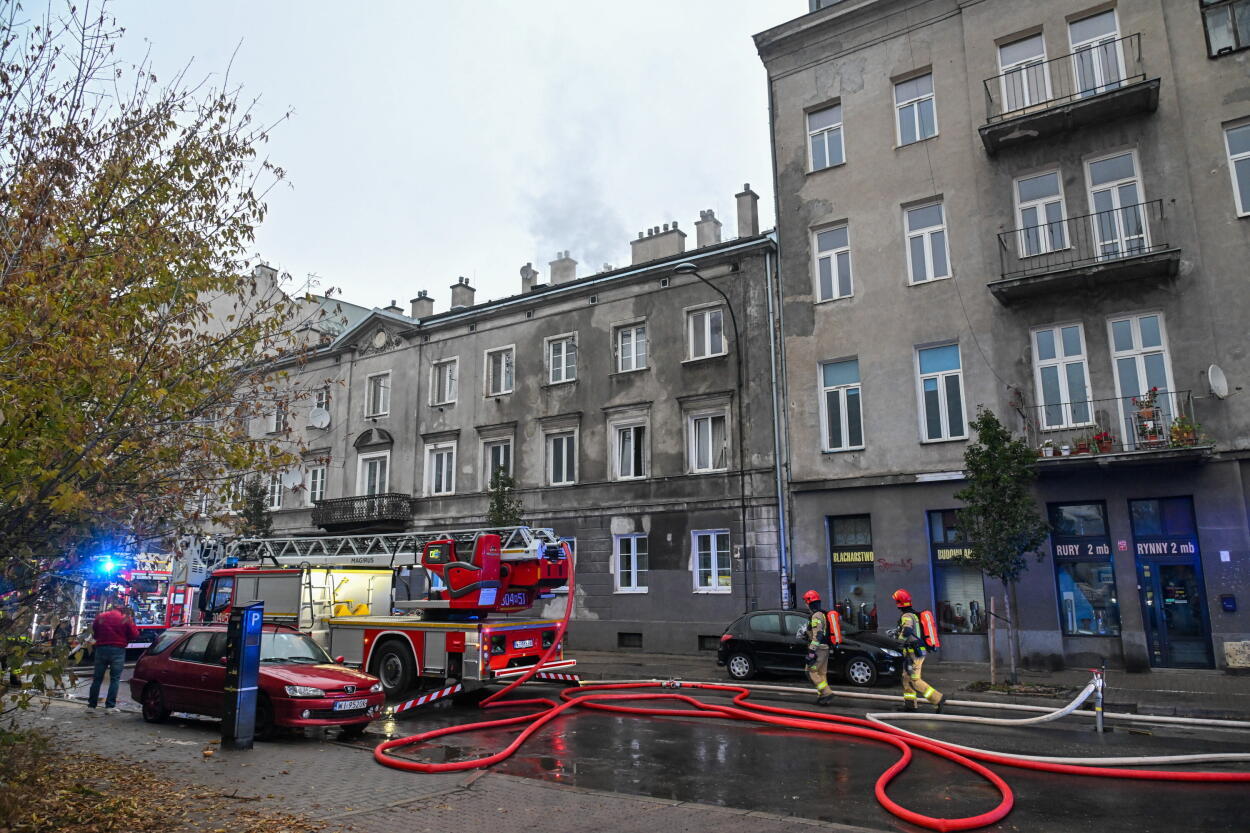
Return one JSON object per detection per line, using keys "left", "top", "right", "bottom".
{"left": 333, "top": 698, "right": 368, "bottom": 711}
{"left": 512, "top": 639, "right": 534, "bottom": 650}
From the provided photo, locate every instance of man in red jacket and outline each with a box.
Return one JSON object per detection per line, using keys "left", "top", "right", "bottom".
{"left": 87, "top": 603, "right": 139, "bottom": 713}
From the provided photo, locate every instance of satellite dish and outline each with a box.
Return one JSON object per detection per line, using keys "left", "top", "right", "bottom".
{"left": 1209, "top": 364, "right": 1230, "bottom": 400}
{"left": 309, "top": 407, "right": 331, "bottom": 429}
{"left": 281, "top": 469, "right": 304, "bottom": 488}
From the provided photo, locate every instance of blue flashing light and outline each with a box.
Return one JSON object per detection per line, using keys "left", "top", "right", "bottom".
{"left": 97, "top": 557, "right": 121, "bottom": 576}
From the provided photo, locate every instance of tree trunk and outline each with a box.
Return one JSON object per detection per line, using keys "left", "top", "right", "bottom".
{"left": 1002, "top": 579, "right": 1019, "bottom": 685}
{"left": 1009, "top": 581, "right": 1024, "bottom": 682}
{"left": 988, "top": 596, "right": 999, "bottom": 685}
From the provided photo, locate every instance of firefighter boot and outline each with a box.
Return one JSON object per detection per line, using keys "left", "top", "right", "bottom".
{"left": 817, "top": 691, "right": 835, "bottom": 706}
{"left": 897, "top": 694, "right": 918, "bottom": 712}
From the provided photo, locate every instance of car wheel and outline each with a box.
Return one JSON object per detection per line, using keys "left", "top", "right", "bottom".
{"left": 842, "top": 655, "right": 878, "bottom": 687}
{"left": 726, "top": 652, "right": 756, "bottom": 681}
{"left": 140, "top": 684, "right": 169, "bottom": 723}
{"left": 338, "top": 723, "right": 369, "bottom": 741}
{"left": 254, "top": 694, "right": 275, "bottom": 741}
{"left": 371, "top": 641, "right": 415, "bottom": 700}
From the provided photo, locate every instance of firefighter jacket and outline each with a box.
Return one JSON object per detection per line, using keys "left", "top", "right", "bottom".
{"left": 895, "top": 610, "right": 927, "bottom": 656}
{"left": 805, "top": 609, "right": 829, "bottom": 650}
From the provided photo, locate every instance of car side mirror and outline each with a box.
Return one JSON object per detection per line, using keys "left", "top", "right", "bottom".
{"left": 335, "top": 655, "right": 345, "bottom": 664}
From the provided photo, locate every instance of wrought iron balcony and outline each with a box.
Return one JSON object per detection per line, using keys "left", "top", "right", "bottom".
{"left": 980, "top": 34, "right": 1159, "bottom": 153}
{"left": 989, "top": 200, "right": 1179, "bottom": 304}
{"left": 311, "top": 493, "right": 415, "bottom": 531}
{"left": 1024, "top": 390, "right": 1211, "bottom": 467}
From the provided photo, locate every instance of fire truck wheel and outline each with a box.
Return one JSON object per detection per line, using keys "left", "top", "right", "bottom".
{"left": 140, "top": 684, "right": 170, "bottom": 723}
{"left": 726, "top": 652, "right": 756, "bottom": 680}
{"left": 255, "top": 694, "right": 275, "bottom": 741}
{"left": 371, "top": 641, "right": 415, "bottom": 700}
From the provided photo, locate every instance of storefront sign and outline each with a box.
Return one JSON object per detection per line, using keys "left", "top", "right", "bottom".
{"left": 829, "top": 549, "right": 874, "bottom": 564}
{"left": 1135, "top": 538, "right": 1197, "bottom": 557}
{"left": 1118, "top": 540, "right": 1128, "bottom": 552}
{"left": 933, "top": 545, "right": 974, "bottom": 562}
{"left": 1053, "top": 541, "right": 1111, "bottom": 558}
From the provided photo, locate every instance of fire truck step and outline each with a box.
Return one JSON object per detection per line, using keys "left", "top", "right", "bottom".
{"left": 391, "top": 683, "right": 463, "bottom": 715}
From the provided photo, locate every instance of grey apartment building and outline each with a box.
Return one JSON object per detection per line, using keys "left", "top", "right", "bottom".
{"left": 755, "top": 0, "right": 1250, "bottom": 671}
{"left": 256, "top": 188, "right": 789, "bottom": 654}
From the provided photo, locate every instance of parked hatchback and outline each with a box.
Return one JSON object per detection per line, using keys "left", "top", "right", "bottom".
{"left": 717, "top": 609, "right": 903, "bottom": 687}
{"left": 129, "top": 623, "right": 384, "bottom": 739}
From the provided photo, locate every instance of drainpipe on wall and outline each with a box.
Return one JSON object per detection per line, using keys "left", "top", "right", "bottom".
{"left": 764, "top": 246, "right": 793, "bottom": 611}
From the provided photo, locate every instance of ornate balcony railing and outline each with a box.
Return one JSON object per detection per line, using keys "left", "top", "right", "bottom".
{"left": 1024, "top": 390, "right": 1208, "bottom": 459}
{"left": 311, "top": 493, "right": 415, "bottom": 529}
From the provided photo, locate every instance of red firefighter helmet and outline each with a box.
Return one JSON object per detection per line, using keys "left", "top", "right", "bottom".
{"left": 892, "top": 588, "right": 913, "bottom": 608}
{"left": 802, "top": 589, "right": 821, "bottom": 605}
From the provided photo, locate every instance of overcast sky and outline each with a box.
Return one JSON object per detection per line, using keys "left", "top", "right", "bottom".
{"left": 111, "top": 1, "right": 804, "bottom": 312}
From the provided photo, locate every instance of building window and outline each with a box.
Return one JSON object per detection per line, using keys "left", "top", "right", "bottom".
{"left": 808, "top": 103, "right": 844, "bottom": 171}
{"left": 365, "top": 372, "right": 391, "bottom": 417}
{"left": 612, "top": 423, "right": 647, "bottom": 480}
{"left": 688, "top": 411, "right": 728, "bottom": 473}
{"left": 1203, "top": 0, "right": 1250, "bottom": 57}
{"left": 1109, "top": 313, "right": 1175, "bottom": 441}
{"left": 1086, "top": 150, "right": 1147, "bottom": 258}
{"left": 483, "top": 439, "right": 512, "bottom": 487}
{"left": 431, "top": 359, "right": 458, "bottom": 405}
{"left": 691, "top": 530, "right": 731, "bottom": 592}
{"left": 1033, "top": 324, "right": 1092, "bottom": 429}
{"left": 547, "top": 334, "right": 577, "bottom": 384}
{"left": 916, "top": 343, "right": 965, "bottom": 441}
{"left": 1225, "top": 123, "right": 1250, "bottom": 216}
{"left": 1050, "top": 503, "right": 1120, "bottom": 637}
{"left": 485, "top": 347, "right": 514, "bottom": 396}
{"left": 814, "top": 225, "right": 852, "bottom": 301}
{"left": 998, "top": 33, "right": 1049, "bottom": 114}
{"left": 314, "top": 387, "right": 331, "bottom": 412}
{"left": 905, "top": 202, "right": 950, "bottom": 283}
{"left": 307, "top": 464, "right": 326, "bottom": 505}
{"left": 547, "top": 431, "right": 577, "bottom": 486}
{"left": 267, "top": 400, "right": 287, "bottom": 434}
{"left": 1069, "top": 9, "right": 1123, "bottom": 97}
{"left": 267, "top": 473, "right": 283, "bottom": 510}
{"left": 358, "top": 452, "right": 389, "bottom": 496}
{"left": 827, "top": 515, "right": 876, "bottom": 630}
{"left": 687, "top": 307, "right": 726, "bottom": 360}
{"left": 820, "top": 358, "right": 863, "bottom": 451}
{"left": 614, "top": 534, "right": 648, "bottom": 593}
{"left": 895, "top": 72, "right": 937, "bottom": 145}
{"left": 425, "top": 443, "right": 456, "bottom": 496}
{"left": 615, "top": 322, "right": 647, "bottom": 372}
{"left": 928, "top": 510, "right": 987, "bottom": 634}
{"left": 1015, "top": 171, "right": 1068, "bottom": 256}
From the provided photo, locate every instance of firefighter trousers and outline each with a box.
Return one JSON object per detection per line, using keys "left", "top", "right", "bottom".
{"left": 902, "top": 653, "right": 942, "bottom": 706}
{"left": 806, "top": 645, "right": 830, "bottom": 695}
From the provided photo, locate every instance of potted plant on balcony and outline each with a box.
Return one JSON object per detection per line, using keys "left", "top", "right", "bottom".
{"left": 1133, "top": 387, "right": 1160, "bottom": 420}
{"left": 1059, "top": 443, "right": 1072, "bottom": 456}
{"left": 1093, "top": 431, "right": 1116, "bottom": 453}
{"left": 1075, "top": 435, "right": 1092, "bottom": 455}
{"left": 1170, "top": 415, "right": 1199, "bottom": 447}
{"left": 1039, "top": 439, "right": 1056, "bottom": 457}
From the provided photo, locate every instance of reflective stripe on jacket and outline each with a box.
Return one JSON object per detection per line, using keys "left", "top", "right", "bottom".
{"left": 806, "top": 610, "right": 828, "bottom": 650}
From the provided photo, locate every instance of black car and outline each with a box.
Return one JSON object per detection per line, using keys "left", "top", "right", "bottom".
{"left": 716, "top": 609, "right": 903, "bottom": 687}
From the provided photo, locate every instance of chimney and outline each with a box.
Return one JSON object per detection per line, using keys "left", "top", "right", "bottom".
{"left": 736, "top": 183, "right": 760, "bottom": 238}
{"left": 449, "top": 276, "right": 475, "bottom": 309}
{"left": 549, "top": 251, "right": 578, "bottom": 285}
{"left": 383, "top": 299, "right": 404, "bottom": 315}
{"left": 251, "top": 263, "right": 278, "bottom": 284}
{"left": 520, "top": 262, "right": 539, "bottom": 293}
{"left": 695, "top": 209, "right": 722, "bottom": 248}
{"left": 410, "top": 290, "right": 433, "bottom": 318}
{"left": 629, "top": 221, "right": 687, "bottom": 266}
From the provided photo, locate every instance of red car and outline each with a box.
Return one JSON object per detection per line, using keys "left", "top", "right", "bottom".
{"left": 129, "top": 623, "right": 385, "bottom": 739}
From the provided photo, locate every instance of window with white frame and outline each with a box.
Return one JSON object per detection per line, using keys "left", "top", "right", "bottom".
{"left": 1086, "top": 151, "right": 1147, "bottom": 259}
{"left": 1109, "top": 313, "right": 1175, "bottom": 432}
{"left": 313, "top": 387, "right": 331, "bottom": 412}
{"left": 358, "top": 452, "right": 389, "bottom": 496}
{"left": 1033, "top": 324, "right": 1092, "bottom": 429}
{"left": 267, "top": 400, "right": 287, "bottom": 434}
{"left": 814, "top": 225, "right": 852, "bottom": 301}
{"left": 483, "top": 438, "right": 512, "bottom": 487}
{"left": 895, "top": 73, "right": 937, "bottom": 145}
{"left": 425, "top": 443, "right": 456, "bottom": 496}
{"left": 821, "top": 358, "right": 863, "bottom": 451}
{"left": 267, "top": 473, "right": 283, "bottom": 510}
{"left": 688, "top": 411, "right": 728, "bottom": 473}
{"left": 612, "top": 422, "right": 647, "bottom": 480}
{"left": 1015, "top": 171, "right": 1068, "bottom": 256}
{"left": 1225, "top": 123, "right": 1250, "bottom": 216}
{"left": 692, "top": 530, "right": 731, "bottom": 592}
{"left": 916, "top": 344, "right": 966, "bottom": 441}
{"left": 485, "top": 347, "right": 514, "bottom": 396}
{"left": 365, "top": 373, "right": 390, "bottom": 416}
{"left": 1203, "top": 0, "right": 1250, "bottom": 57}
{"left": 306, "top": 464, "right": 326, "bottom": 505}
{"left": 807, "top": 103, "right": 844, "bottom": 171}
{"left": 431, "top": 358, "right": 458, "bottom": 405}
{"left": 615, "top": 322, "right": 647, "bottom": 372}
{"left": 1069, "top": 9, "right": 1123, "bottom": 98}
{"left": 614, "top": 534, "right": 648, "bottom": 592}
{"left": 905, "top": 202, "right": 950, "bottom": 283}
{"left": 687, "top": 307, "right": 726, "bottom": 360}
{"left": 547, "top": 335, "right": 577, "bottom": 384}
{"left": 998, "top": 33, "right": 1049, "bottom": 114}
{"left": 546, "top": 431, "right": 577, "bottom": 486}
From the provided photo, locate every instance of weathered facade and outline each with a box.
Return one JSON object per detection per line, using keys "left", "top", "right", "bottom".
{"left": 756, "top": 0, "right": 1250, "bottom": 670}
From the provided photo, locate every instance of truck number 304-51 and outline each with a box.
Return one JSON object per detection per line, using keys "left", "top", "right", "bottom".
{"left": 501, "top": 591, "right": 529, "bottom": 607}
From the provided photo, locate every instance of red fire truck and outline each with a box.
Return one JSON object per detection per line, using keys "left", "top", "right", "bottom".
{"left": 177, "top": 526, "right": 575, "bottom": 699}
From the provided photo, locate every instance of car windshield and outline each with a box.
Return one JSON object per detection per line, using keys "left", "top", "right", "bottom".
{"left": 260, "top": 631, "right": 332, "bottom": 664}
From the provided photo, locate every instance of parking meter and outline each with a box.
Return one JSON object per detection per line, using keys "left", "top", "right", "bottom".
{"left": 222, "top": 600, "right": 263, "bottom": 749}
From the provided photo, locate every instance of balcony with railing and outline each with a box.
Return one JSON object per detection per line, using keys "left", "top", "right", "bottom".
{"left": 311, "top": 493, "right": 416, "bottom": 532}
{"left": 1025, "top": 390, "right": 1212, "bottom": 468}
{"left": 988, "top": 200, "right": 1180, "bottom": 304}
{"left": 980, "top": 34, "right": 1159, "bottom": 153}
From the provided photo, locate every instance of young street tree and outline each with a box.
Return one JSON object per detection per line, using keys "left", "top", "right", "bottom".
{"left": 485, "top": 468, "right": 523, "bottom": 529}
{"left": 235, "top": 476, "right": 276, "bottom": 539}
{"left": 953, "top": 407, "right": 1050, "bottom": 685}
{"left": 0, "top": 1, "right": 322, "bottom": 711}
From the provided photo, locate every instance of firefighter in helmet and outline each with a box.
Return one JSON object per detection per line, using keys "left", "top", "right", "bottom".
{"left": 801, "top": 590, "right": 835, "bottom": 706}
{"left": 891, "top": 588, "right": 943, "bottom": 712}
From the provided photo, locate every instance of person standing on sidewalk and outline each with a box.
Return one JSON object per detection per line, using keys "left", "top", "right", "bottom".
{"left": 87, "top": 603, "right": 138, "bottom": 713}
{"left": 801, "top": 590, "right": 835, "bottom": 706}
{"left": 891, "top": 589, "right": 943, "bottom": 713}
